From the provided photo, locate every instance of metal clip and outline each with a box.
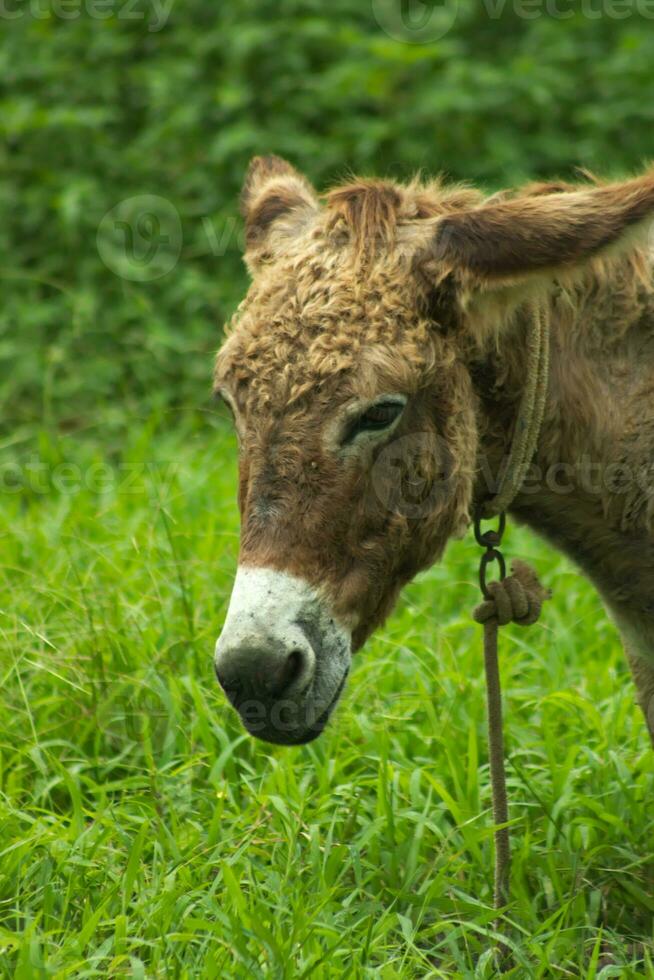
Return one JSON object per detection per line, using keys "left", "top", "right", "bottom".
{"left": 474, "top": 507, "right": 507, "bottom": 599}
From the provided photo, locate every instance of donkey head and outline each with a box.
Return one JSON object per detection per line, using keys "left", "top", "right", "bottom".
{"left": 214, "top": 156, "right": 654, "bottom": 744}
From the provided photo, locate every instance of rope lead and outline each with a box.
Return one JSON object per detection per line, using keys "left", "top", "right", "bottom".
{"left": 472, "top": 303, "right": 552, "bottom": 962}
{"left": 473, "top": 529, "right": 551, "bottom": 961}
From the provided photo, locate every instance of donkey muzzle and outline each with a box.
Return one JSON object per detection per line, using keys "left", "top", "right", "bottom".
{"left": 214, "top": 566, "right": 351, "bottom": 745}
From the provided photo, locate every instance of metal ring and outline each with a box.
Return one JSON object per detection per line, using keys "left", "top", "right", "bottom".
{"left": 479, "top": 548, "right": 506, "bottom": 599}
{"left": 474, "top": 509, "right": 506, "bottom": 549}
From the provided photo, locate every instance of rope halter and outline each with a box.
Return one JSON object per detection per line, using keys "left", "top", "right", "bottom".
{"left": 471, "top": 301, "right": 552, "bottom": 958}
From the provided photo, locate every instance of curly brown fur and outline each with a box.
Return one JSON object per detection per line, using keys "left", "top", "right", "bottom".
{"left": 216, "top": 158, "right": 654, "bottom": 742}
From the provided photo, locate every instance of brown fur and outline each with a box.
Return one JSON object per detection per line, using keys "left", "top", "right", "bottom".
{"left": 215, "top": 156, "right": 654, "bottom": 740}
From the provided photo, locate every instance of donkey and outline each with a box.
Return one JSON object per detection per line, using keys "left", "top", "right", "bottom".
{"left": 213, "top": 155, "right": 654, "bottom": 748}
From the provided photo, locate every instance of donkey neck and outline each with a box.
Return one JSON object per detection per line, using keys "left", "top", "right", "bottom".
{"left": 469, "top": 271, "right": 654, "bottom": 613}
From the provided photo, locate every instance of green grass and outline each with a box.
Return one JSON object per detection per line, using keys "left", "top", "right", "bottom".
{"left": 1, "top": 410, "right": 653, "bottom": 978}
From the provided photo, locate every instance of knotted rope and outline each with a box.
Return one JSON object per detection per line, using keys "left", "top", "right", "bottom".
{"left": 472, "top": 302, "right": 552, "bottom": 958}
{"left": 473, "top": 560, "right": 551, "bottom": 916}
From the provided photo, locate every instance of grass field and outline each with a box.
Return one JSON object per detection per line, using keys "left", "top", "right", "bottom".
{"left": 1, "top": 408, "right": 653, "bottom": 978}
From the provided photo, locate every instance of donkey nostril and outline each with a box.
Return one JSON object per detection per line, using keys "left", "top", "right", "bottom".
{"left": 216, "top": 642, "right": 313, "bottom": 704}
{"left": 268, "top": 648, "right": 305, "bottom": 698}
{"left": 215, "top": 664, "right": 243, "bottom": 699}
{"left": 284, "top": 648, "right": 303, "bottom": 687}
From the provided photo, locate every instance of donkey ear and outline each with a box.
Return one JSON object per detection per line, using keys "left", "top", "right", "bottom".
{"left": 241, "top": 155, "right": 318, "bottom": 269}
{"left": 427, "top": 170, "right": 654, "bottom": 286}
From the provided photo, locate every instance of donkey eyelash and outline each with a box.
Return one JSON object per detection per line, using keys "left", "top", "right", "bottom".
{"left": 215, "top": 387, "right": 246, "bottom": 442}
{"left": 342, "top": 398, "right": 406, "bottom": 445}
{"left": 215, "top": 388, "right": 237, "bottom": 418}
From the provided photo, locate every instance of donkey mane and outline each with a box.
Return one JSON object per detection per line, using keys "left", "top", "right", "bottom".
{"left": 323, "top": 176, "right": 483, "bottom": 255}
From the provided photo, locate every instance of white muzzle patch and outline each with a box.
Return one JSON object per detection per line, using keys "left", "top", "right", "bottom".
{"left": 214, "top": 566, "right": 352, "bottom": 744}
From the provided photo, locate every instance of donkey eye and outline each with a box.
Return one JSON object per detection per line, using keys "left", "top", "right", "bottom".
{"left": 215, "top": 388, "right": 236, "bottom": 420}
{"left": 344, "top": 399, "right": 405, "bottom": 443}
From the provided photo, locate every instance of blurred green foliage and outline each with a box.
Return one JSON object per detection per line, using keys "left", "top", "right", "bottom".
{"left": 2, "top": 8, "right": 654, "bottom": 972}
{"left": 2, "top": 0, "right": 654, "bottom": 432}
